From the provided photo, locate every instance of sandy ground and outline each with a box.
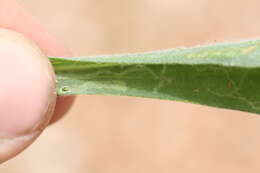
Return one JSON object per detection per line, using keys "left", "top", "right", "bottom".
{"left": 2, "top": 0, "right": 260, "bottom": 172}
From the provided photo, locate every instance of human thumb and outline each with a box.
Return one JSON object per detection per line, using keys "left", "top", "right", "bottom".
{"left": 0, "top": 28, "right": 56, "bottom": 163}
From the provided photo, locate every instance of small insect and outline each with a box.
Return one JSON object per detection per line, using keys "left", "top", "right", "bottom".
{"left": 61, "top": 86, "right": 70, "bottom": 92}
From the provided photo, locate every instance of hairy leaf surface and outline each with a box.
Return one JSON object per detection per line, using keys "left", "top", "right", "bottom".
{"left": 50, "top": 40, "right": 260, "bottom": 114}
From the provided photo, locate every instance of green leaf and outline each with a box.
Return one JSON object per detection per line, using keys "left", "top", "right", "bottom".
{"left": 49, "top": 39, "right": 260, "bottom": 114}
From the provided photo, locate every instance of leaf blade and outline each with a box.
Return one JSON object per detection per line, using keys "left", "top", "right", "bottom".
{"left": 50, "top": 40, "right": 260, "bottom": 114}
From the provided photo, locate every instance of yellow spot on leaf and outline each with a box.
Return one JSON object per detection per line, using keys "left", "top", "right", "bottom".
{"left": 241, "top": 46, "right": 257, "bottom": 55}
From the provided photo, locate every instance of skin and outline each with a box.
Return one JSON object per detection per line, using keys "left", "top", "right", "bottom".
{"left": 0, "top": 0, "right": 74, "bottom": 163}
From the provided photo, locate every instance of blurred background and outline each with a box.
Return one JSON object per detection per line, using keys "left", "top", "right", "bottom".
{"left": 2, "top": 0, "right": 260, "bottom": 172}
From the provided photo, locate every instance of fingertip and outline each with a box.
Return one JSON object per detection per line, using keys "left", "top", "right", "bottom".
{"left": 0, "top": 28, "right": 56, "bottom": 162}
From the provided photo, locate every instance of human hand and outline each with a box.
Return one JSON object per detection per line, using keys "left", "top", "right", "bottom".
{"left": 0, "top": 0, "right": 74, "bottom": 163}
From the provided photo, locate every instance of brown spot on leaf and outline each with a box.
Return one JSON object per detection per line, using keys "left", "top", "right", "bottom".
{"left": 227, "top": 81, "right": 232, "bottom": 89}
